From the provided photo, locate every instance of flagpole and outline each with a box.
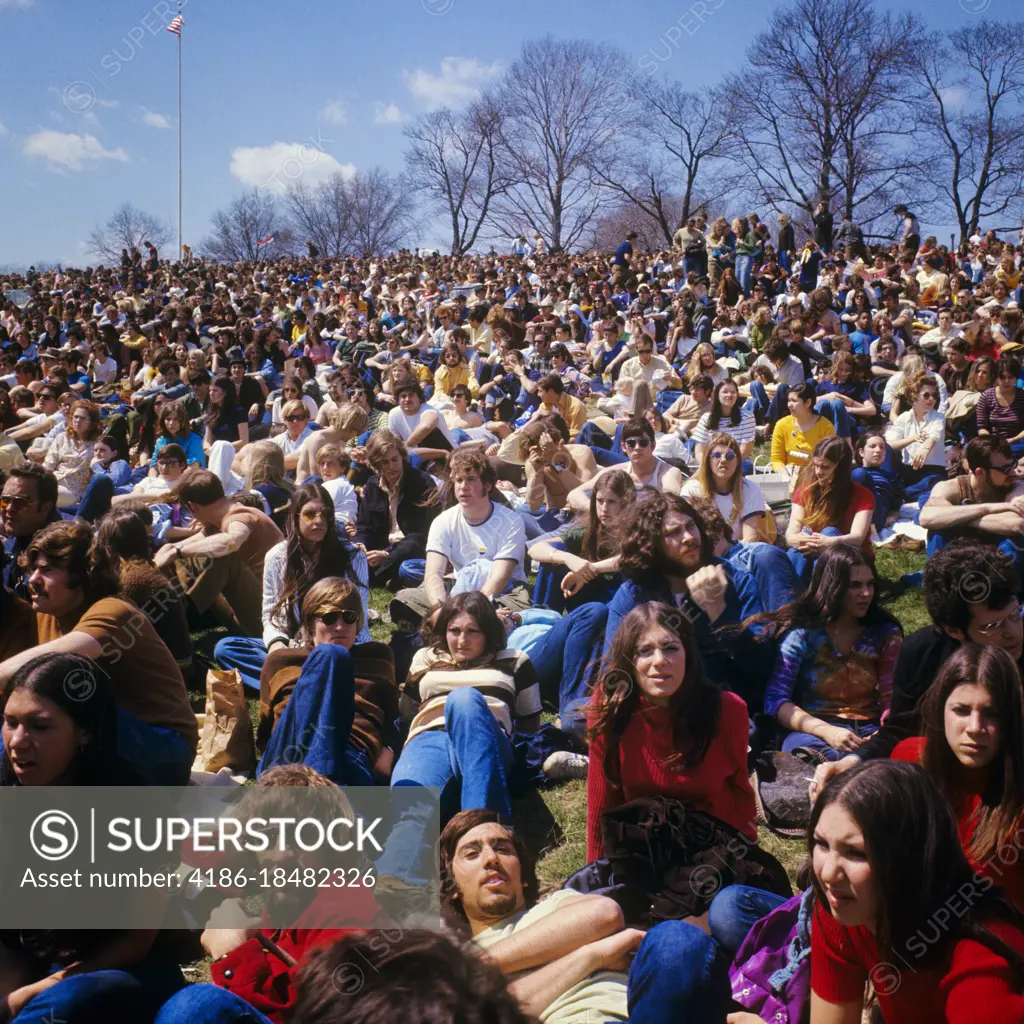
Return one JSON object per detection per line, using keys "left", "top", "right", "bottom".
{"left": 177, "top": 23, "right": 182, "bottom": 259}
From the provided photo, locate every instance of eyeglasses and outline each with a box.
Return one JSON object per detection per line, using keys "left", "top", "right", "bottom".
{"left": 0, "top": 495, "right": 32, "bottom": 511}
{"left": 623, "top": 437, "right": 652, "bottom": 451}
{"left": 300, "top": 508, "right": 332, "bottom": 524}
{"left": 989, "top": 459, "right": 1018, "bottom": 475}
{"left": 710, "top": 450, "right": 738, "bottom": 462}
{"left": 316, "top": 609, "right": 359, "bottom": 627}
{"left": 976, "top": 603, "right": 1024, "bottom": 638}
{"left": 156, "top": 459, "right": 183, "bottom": 469}
{"left": 920, "top": 392, "right": 938, "bottom": 400}
{"left": 637, "top": 349, "right": 653, "bottom": 355}
{"left": 285, "top": 415, "right": 308, "bottom": 423}
{"left": 39, "top": 393, "right": 57, "bottom": 401}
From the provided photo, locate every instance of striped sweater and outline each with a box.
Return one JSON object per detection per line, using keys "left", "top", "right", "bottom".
{"left": 401, "top": 647, "right": 541, "bottom": 742}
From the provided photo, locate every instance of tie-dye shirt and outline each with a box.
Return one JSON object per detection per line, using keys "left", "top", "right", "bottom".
{"left": 764, "top": 622, "right": 902, "bottom": 722}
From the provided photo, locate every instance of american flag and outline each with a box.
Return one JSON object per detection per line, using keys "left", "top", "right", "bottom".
{"left": 257, "top": 232, "right": 280, "bottom": 247}
{"left": 166, "top": 14, "right": 183, "bottom": 35}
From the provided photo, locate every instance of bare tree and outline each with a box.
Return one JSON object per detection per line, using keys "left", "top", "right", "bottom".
{"left": 200, "top": 190, "right": 285, "bottom": 263}
{"left": 729, "top": 0, "right": 924, "bottom": 234}
{"left": 912, "top": 22, "right": 1024, "bottom": 244}
{"left": 594, "top": 81, "right": 736, "bottom": 244}
{"left": 346, "top": 168, "right": 417, "bottom": 255}
{"left": 404, "top": 96, "right": 513, "bottom": 255}
{"left": 494, "top": 37, "right": 630, "bottom": 252}
{"left": 282, "top": 175, "right": 356, "bottom": 259}
{"left": 87, "top": 203, "right": 172, "bottom": 265}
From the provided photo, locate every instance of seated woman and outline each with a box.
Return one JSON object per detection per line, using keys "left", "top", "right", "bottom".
{"left": 529, "top": 468, "right": 635, "bottom": 611}
{"left": 851, "top": 428, "right": 904, "bottom": 532}
{"left": 892, "top": 644, "right": 1024, "bottom": 911}
{"left": 153, "top": 400, "right": 206, "bottom": 468}
{"left": 947, "top": 355, "right": 996, "bottom": 444}
{"left": 244, "top": 441, "right": 294, "bottom": 529}
{"left": 257, "top": 578, "right": 397, "bottom": 786}
{"left": 549, "top": 342, "right": 590, "bottom": 399}
{"left": 0, "top": 653, "right": 187, "bottom": 1023}
{"left": 685, "top": 342, "right": 729, "bottom": 390}
{"left": 443, "top": 384, "right": 487, "bottom": 444}
{"left": 769, "top": 381, "right": 836, "bottom": 488}
{"left": 352, "top": 430, "right": 439, "bottom": 589}
{"left": 786, "top": 436, "right": 874, "bottom": 585}
{"left": 887, "top": 372, "right": 947, "bottom": 503}
{"left": 814, "top": 350, "right": 876, "bottom": 439}
{"left": 977, "top": 354, "right": 1024, "bottom": 457}
{"left": 203, "top": 375, "right": 249, "bottom": 455}
{"left": 216, "top": 482, "right": 371, "bottom": 691}
{"left": 377, "top": 592, "right": 541, "bottom": 886}
{"left": 644, "top": 407, "right": 690, "bottom": 464}
{"left": 758, "top": 543, "right": 902, "bottom": 762}
{"left": 809, "top": 759, "right": 1024, "bottom": 1022}
{"left": 268, "top": 374, "right": 318, "bottom": 426}
{"left": 692, "top": 378, "right": 756, "bottom": 470}
{"left": 587, "top": 601, "right": 757, "bottom": 861}
{"left": 95, "top": 509, "right": 194, "bottom": 680}
{"left": 44, "top": 399, "right": 100, "bottom": 508}
{"left": 683, "top": 431, "right": 771, "bottom": 543}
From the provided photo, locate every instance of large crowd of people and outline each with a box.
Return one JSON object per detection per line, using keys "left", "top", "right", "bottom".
{"left": 2, "top": 214, "right": 1024, "bottom": 1021}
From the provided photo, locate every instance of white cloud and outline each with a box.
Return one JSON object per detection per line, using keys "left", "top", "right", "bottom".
{"left": 0, "top": 0, "right": 35, "bottom": 8}
{"left": 373, "top": 102, "right": 405, "bottom": 125}
{"left": 938, "top": 86, "right": 969, "bottom": 110}
{"left": 22, "top": 130, "right": 128, "bottom": 171}
{"left": 402, "top": 56, "right": 502, "bottom": 109}
{"left": 318, "top": 100, "right": 348, "bottom": 126}
{"left": 141, "top": 108, "right": 172, "bottom": 129}
{"left": 229, "top": 141, "right": 355, "bottom": 193}
{"left": 96, "top": 98, "right": 119, "bottom": 109}
{"left": 0, "top": 120, "right": 8, "bottom": 137}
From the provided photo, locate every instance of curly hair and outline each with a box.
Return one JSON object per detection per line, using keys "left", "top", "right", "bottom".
{"left": 22, "top": 519, "right": 120, "bottom": 606}
{"left": 619, "top": 491, "right": 712, "bottom": 578}
{"left": 923, "top": 541, "right": 1020, "bottom": 632}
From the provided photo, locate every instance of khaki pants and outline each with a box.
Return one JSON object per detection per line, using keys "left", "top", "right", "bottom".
{"left": 391, "top": 576, "right": 532, "bottom": 629}
{"left": 174, "top": 550, "right": 263, "bottom": 638}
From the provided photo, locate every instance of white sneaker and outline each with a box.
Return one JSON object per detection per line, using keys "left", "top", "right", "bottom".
{"left": 542, "top": 751, "right": 590, "bottom": 781}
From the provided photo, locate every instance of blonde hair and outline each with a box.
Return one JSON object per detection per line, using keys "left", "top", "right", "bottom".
{"left": 246, "top": 440, "right": 291, "bottom": 491}
{"left": 695, "top": 432, "right": 745, "bottom": 526}
{"left": 329, "top": 402, "right": 369, "bottom": 436}
{"left": 300, "top": 576, "right": 364, "bottom": 637}
{"left": 686, "top": 342, "right": 719, "bottom": 386}
{"left": 281, "top": 398, "right": 309, "bottom": 421}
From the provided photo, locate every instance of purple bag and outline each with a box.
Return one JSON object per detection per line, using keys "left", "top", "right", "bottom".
{"left": 729, "top": 888, "right": 813, "bottom": 1024}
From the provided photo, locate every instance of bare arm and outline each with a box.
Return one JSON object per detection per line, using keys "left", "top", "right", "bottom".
{"left": 480, "top": 558, "right": 517, "bottom": 601}
{"left": 919, "top": 480, "right": 1003, "bottom": 531}
{"left": 405, "top": 410, "right": 441, "bottom": 448}
{"left": 0, "top": 631, "right": 105, "bottom": 688}
{"left": 423, "top": 550, "right": 449, "bottom": 607}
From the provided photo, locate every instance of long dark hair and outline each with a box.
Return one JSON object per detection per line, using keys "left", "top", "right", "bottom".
{"left": 590, "top": 602, "right": 721, "bottom": 785}
{"left": 426, "top": 592, "right": 507, "bottom": 669}
{"left": 205, "top": 374, "right": 237, "bottom": 431}
{"left": 581, "top": 470, "right": 636, "bottom": 561}
{"left": 1, "top": 653, "right": 127, "bottom": 786}
{"left": 747, "top": 542, "right": 899, "bottom": 638}
{"left": 920, "top": 644, "right": 1024, "bottom": 866}
{"left": 707, "top": 378, "right": 742, "bottom": 429}
{"left": 271, "top": 483, "right": 357, "bottom": 637}
{"left": 795, "top": 435, "right": 853, "bottom": 531}
{"left": 809, "top": 760, "right": 1024, "bottom": 976}
{"left": 619, "top": 492, "right": 713, "bottom": 579}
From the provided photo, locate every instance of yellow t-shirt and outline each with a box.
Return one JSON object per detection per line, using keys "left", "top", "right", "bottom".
{"left": 474, "top": 890, "right": 628, "bottom": 1023}
{"left": 770, "top": 414, "right": 835, "bottom": 469}
{"left": 545, "top": 393, "right": 587, "bottom": 437}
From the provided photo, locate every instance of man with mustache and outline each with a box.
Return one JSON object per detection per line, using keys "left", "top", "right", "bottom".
{"left": 442, "top": 809, "right": 726, "bottom": 1023}
{"left": 603, "top": 492, "right": 773, "bottom": 713}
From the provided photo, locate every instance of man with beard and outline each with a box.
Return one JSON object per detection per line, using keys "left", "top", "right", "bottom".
{"left": 809, "top": 541, "right": 1023, "bottom": 800}
{"left": 603, "top": 492, "right": 773, "bottom": 713}
{"left": 442, "top": 809, "right": 726, "bottom": 1023}
{"left": 920, "top": 436, "right": 1024, "bottom": 576}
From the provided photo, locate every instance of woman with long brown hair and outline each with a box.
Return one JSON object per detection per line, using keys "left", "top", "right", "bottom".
{"left": 587, "top": 601, "right": 755, "bottom": 861}
{"left": 45, "top": 399, "right": 101, "bottom": 506}
{"left": 786, "top": 435, "right": 874, "bottom": 585}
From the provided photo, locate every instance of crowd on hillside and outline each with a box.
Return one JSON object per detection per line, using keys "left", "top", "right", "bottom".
{"left": 2, "top": 210, "right": 1024, "bottom": 1022}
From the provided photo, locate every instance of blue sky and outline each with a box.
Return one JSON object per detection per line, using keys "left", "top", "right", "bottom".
{"left": 0, "top": 0, "right": 1009, "bottom": 267}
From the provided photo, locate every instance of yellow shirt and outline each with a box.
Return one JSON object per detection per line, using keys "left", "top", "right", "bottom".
{"left": 546, "top": 393, "right": 588, "bottom": 437}
{"left": 770, "top": 414, "right": 835, "bottom": 469}
{"left": 433, "top": 363, "right": 480, "bottom": 397}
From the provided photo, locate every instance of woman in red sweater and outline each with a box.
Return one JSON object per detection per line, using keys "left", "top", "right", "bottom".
{"left": 809, "top": 759, "right": 1024, "bottom": 1023}
{"left": 586, "top": 601, "right": 755, "bottom": 862}
{"left": 892, "top": 643, "right": 1024, "bottom": 911}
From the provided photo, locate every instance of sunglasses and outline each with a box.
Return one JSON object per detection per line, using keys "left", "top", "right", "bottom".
{"left": 990, "top": 459, "right": 1018, "bottom": 475}
{"left": 0, "top": 495, "right": 32, "bottom": 511}
{"left": 710, "top": 450, "right": 738, "bottom": 462}
{"left": 623, "top": 437, "right": 652, "bottom": 451}
{"left": 300, "top": 507, "right": 332, "bottom": 524}
{"left": 637, "top": 349, "right": 654, "bottom": 355}
{"left": 316, "top": 608, "right": 359, "bottom": 627}
{"left": 920, "top": 392, "right": 938, "bottom": 400}
{"left": 285, "top": 415, "right": 308, "bottom": 423}
{"left": 39, "top": 393, "right": 57, "bottom": 401}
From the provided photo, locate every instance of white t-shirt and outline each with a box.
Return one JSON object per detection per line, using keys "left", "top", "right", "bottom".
{"left": 426, "top": 501, "right": 527, "bottom": 583}
{"left": 387, "top": 402, "right": 456, "bottom": 448}
{"left": 271, "top": 424, "right": 314, "bottom": 455}
{"left": 888, "top": 408, "right": 946, "bottom": 468}
{"left": 90, "top": 357, "right": 119, "bottom": 385}
{"left": 271, "top": 394, "right": 318, "bottom": 424}
{"left": 322, "top": 476, "right": 358, "bottom": 525}
{"left": 752, "top": 354, "right": 806, "bottom": 389}
{"left": 474, "top": 890, "right": 628, "bottom": 1024}
{"left": 653, "top": 432, "right": 689, "bottom": 462}
{"left": 692, "top": 408, "right": 756, "bottom": 448}
{"left": 682, "top": 475, "right": 768, "bottom": 526}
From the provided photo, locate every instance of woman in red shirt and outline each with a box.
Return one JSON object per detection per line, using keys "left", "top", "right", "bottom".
{"left": 809, "top": 759, "right": 1024, "bottom": 1023}
{"left": 586, "top": 601, "right": 756, "bottom": 863}
{"left": 786, "top": 436, "right": 874, "bottom": 586}
{"left": 892, "top": 643, "right": 1024, "bottom": 911}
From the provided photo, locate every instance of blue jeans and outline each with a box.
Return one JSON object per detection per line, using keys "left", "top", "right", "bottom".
{"left": 258, "top": 644, "right": 374, "bottom": 785}
{"left": 116, "top": 707, "right": 193, "bottom": 785}
{"left": 708, "top": 884, "right": 790, "bottom": 955}
{"left": 900, "top": 464, "right": 944, "bottom": 504}
{"left": 627, "top": 920, "right": 730, "bottom": 1023}
{"left": 735, "top": 254, "right": 753, "bottom": 297}
{"left": 526, "top": 602, "right": 608, "bottom": 743}
{"left": 214, "top": 635, "right": 267, "bottom": 691}
{"left": 377, "top": 687, "right": 514, "bottom": 885}
{"left": 155, "top": 984, "right": 272, "bottom": 1024}
{"left": 72, "top": 474, "right": 115, "bottom": 523}
{"left": 815, "top": 397, "right": 852, "bottom": 438}
{"left": 782, "top": 715, "right": 878, "bottom": 761}
{"left": 725, "top": 542, "right": 800, "bottom": 612}
{"left": 786, "top": 526, "right": 842, "bottom": 587}
{"left": 17, "top": 957, "right": 184, "bottom": 1024}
